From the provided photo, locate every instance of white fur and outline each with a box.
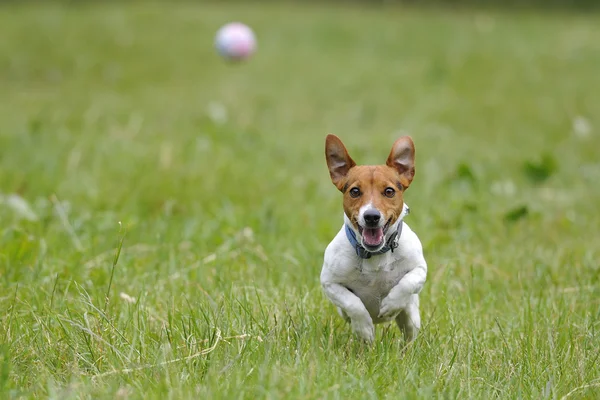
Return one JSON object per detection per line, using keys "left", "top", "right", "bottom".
{"left": 321, "top": 205, "right": 426, "bottom": 343}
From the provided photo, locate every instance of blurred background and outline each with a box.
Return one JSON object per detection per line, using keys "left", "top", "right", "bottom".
{"left": 1, "top": 0, "right": 599, "bottom": 397}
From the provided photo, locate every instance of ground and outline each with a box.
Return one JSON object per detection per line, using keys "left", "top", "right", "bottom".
{"left": 1, "top": 2, "right": 599, "bottom": 399}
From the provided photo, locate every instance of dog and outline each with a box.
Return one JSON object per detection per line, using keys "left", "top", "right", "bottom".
{"left": 320, "top": 134, "right": 427, "bottom": 343}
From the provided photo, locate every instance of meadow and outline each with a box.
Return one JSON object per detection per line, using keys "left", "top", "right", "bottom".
{"left": 1, "top": 2, "right": 600, "bottom": 399}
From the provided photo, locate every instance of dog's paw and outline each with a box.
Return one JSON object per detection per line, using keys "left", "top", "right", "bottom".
{"left": 378, "top": 295, "right": 408, "bottom": 320}
{"left": 350, "top": 318, "right": 375, "bottom": 343}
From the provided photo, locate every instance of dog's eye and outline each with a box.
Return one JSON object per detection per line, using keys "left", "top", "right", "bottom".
{"left": 349, "top": 188, "right": 361, "bottom": 198}
{"left": 384, "top": 187, "right": 395, "bottom": 198}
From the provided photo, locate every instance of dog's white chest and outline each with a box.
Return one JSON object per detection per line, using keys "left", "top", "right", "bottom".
{"left": 352, "top": 253, "right": 405, "bottom": 285}
{"left": 345, "top": 257, "right": 410, "bottom": 319}
{"left": 321, "top": 222, "right": 426, "bottom": 324}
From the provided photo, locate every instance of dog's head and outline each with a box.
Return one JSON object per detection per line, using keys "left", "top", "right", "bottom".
{"left": 325, "top": 134, "right": 415, "bottom": 252}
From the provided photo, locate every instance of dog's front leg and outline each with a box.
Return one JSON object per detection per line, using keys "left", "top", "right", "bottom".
{"left": 322, "top": 282, "right": 374, "bottom": 342}
{"left": 378, "top": 265, "right": 427, "bottom": 320}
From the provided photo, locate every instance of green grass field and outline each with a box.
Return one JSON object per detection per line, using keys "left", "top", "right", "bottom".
{"left": 1, "top": 2, "right": 600, "bottom": 399}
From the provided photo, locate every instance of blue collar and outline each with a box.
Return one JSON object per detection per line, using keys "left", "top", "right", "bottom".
{"left": 345, "top": 221, "right": 403, "bottom": 259}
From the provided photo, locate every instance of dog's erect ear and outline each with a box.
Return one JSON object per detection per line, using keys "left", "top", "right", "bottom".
{"left": 386, "top": 136, "right": 415, "bottom": 188}
{"left": 325, "top": 134, "right": 356, "bottom": 191}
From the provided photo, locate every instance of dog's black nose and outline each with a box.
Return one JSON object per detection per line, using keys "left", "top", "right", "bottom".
{"left": 363, "top": 209, "right": 381, "bottom": 226}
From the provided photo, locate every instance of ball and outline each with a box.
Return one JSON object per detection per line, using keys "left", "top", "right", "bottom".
{"left": 214, "top": 22, "right": 256, "bottom": 62}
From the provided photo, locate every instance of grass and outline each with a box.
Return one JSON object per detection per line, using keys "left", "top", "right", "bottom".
{"left": 1, "top": 2, "right": 600, "bottom": 399}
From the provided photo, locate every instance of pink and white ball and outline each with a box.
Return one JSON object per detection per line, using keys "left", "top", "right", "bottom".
{"left": 215, "top": 22, "right": 256, "bottom": 62}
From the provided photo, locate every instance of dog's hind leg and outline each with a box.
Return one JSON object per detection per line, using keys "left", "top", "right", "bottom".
{"left": 395, "top": 294, "right": 421, "bottom": 342}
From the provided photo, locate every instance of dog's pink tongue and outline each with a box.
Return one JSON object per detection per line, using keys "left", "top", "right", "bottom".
{"left": 363, "top": 227, "right": 384, "bottom": 247}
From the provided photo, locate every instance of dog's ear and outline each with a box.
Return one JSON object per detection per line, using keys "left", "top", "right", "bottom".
{"left": 325, "top": 134, "right": 356, "bottom": 191}
{"left": 386, "top": 136, "right": 415, "bottom": 188}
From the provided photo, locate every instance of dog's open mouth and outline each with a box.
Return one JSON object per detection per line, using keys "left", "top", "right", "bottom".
{"left": 358, "top": 219, "right": 391, "bottom": 249}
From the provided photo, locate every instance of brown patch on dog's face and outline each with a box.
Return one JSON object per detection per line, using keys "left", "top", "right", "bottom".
{"left": 341, "top": 165, "right": 408, "bottom": 230}
{"left": 325, "top": 134, "right": 416, "bottom": 239}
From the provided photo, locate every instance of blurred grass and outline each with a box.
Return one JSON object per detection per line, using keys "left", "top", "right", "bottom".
{"left": 1, "top": 2, "right": 600, "bottom": 399}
